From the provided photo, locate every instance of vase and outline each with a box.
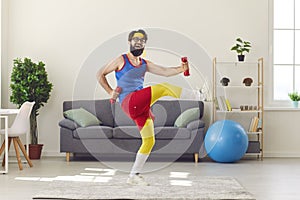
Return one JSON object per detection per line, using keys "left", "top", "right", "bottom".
{"left": 29, "top": 144, "right": 44, "bottom": 159}
{"left": 292, "top": 101, "right": 299, "bottom": 108}
{"left": 238, "top": 55, "right": 245, "bottom": 62}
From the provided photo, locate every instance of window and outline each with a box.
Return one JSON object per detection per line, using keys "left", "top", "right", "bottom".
{"left": 273, "top": 0, "right": 300, "bottom": 100}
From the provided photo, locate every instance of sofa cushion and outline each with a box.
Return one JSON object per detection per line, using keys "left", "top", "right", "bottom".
{"left": 113, "top": 126, "right": 140, "bottom": 139}
{"left": 154, "top": 127, "right": 191, "bottom": 139}
{"left": 59, "top": 118, "right": 79, "bottom": 130}
{"left": 63, "top": 99, "right": 114, "bottom": 127}
{"left": 114, "top": 103, "right": 136, "bottom": 126}
{"left": 174, "top": 108, "right": 200, "bottom": 127}
{"left": 73, "top": 126, "right": 113, "bottom": 139}
{"left": 186, "top": 119, "right": 205, "bottom": 130}
{"left": 113, "top": 126, "right": 191, "bottom": 140}
{"left": 94, "top": 99, "right": 115, "bottom": 127}
{"left": 64, "top": 108, "right": 101, "bottom": 127}
{"left": 151, "top": 101, "right": 180, "bottom": 126}
{"left": 151, "top": 100, "right": 203, "bottom": 127}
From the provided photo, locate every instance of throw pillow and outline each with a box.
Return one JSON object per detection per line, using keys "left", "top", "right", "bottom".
{"left": 64, "top": 108, "right": 101, "bottom": 127}
{"left": 174, "top": 108, "right": 200, "bottom": 128}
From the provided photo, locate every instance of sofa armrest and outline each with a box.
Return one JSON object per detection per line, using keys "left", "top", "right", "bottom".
{"left": 59, "top": 119, "right": 79, "bottom": 130}
{"left": 187, "top": 119, "right": 205, "bottom": 130}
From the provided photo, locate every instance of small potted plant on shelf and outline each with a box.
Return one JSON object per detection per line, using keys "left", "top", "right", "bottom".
{"left": 231, "top": 38, "right": 251, "bottom": 62}
{"left": 288, "top": 91, "right": 300, "bottom": 108}
{"left": 10, "top": 58, "right": 53, "bottom": 159}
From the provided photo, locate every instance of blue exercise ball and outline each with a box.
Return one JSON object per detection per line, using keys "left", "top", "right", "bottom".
{"left": 204, "top": 120, "right": 248, "bottom": 163}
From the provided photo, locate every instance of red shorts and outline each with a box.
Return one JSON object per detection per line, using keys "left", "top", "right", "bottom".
{"left": 121, "top": 87, "right": 155, "bottom": 130}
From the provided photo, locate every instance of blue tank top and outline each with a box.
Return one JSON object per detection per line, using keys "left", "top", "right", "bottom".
{"left": 115, "top": 54, "right": 147, "bottom": 103}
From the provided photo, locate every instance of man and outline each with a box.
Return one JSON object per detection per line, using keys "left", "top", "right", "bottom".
{"left": 97, "top": 29, "right": 201, "bottom": 186}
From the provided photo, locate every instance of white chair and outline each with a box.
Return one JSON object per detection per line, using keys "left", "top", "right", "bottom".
{"left": 0, "top": 101, "right": 35, "bottom": 170}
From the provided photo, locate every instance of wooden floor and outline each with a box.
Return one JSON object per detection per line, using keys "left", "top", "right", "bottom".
{"left": 1, "top": 157, "right": 300, "bottom": 200}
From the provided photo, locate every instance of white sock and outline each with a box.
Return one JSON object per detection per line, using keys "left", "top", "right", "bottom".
{"left": 129, "top": 153, "right": 149, "bottom": 177}
{"left": 180, "top": 88, "right": 202, "bottom": 100}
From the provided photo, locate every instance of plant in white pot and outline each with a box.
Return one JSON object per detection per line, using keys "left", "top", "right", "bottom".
{"left": 231, "top": 38, "right": 251, "bottom": 61}
{"left": 288, "top": 92, "right": 300, "bottom": 108}
{"left": 10, "top": 58, "right": 53, "bottom": 159}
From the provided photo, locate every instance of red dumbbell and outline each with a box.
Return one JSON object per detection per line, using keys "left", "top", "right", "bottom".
{"left": 110, "top": 86, "right": 122, "bottom": 104}
{"left": 181, "top": 57, "right": 190, "bottom": 76}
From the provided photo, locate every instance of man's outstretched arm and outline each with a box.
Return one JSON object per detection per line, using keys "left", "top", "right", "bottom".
{"left": 146, "top": 60, "right": 188, "bottom": 77}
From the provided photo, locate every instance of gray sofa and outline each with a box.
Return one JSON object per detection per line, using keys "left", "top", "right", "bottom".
{"left": 59, "top": 99, "right": 205, "bottom": 162}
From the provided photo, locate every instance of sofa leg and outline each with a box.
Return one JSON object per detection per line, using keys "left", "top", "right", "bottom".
{"left": 66, "top": 152, "right": 70, "bottom": 162}
{"left": 194, "top": 153, "right": 199, "bottom": 163}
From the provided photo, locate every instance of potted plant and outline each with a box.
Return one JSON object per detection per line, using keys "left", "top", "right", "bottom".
{"left": 10, "top": 58, "right": 53, "bottom": 159}
{"left": 230, "top": 38, "right": 251, "bottom": 61}
{"left": 288, "top": 92, "right": 300, "bottom": 108}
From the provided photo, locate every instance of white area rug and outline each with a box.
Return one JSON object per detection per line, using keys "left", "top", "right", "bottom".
{"left": 33, "top": 175, "right": 255, "bottom": 200}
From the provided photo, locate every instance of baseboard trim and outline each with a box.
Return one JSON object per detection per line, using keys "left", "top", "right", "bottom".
{"left": 41, "top": 152, "right": 65, "bottom": 157}
{"left": 264, "top": 151, "right": 300, "bottom": 157}
{"left": 39, "top": 151, "right": 300, "bottom": 158}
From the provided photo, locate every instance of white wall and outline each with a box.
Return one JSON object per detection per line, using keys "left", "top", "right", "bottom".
{"left": 0, "top": 1, "right": 2, "bottom": 107}
{"left": 1, "top": 0, "right": 300, "bottom": 157}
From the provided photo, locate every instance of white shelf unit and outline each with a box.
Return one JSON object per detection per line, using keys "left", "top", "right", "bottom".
{"left": 212, "top": 57, "right": 264, "bottom": 160}
{"left": 216, "top": 110, "right": 262, "bottom": 113}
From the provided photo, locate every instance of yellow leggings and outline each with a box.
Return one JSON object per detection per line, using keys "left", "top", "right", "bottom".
{"left": 137, "top": 83, "right": 182, "bottom": 154}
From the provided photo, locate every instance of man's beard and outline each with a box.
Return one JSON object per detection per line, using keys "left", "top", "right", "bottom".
{"left": 130, "top": 45, "right": 144, "bottom": 57}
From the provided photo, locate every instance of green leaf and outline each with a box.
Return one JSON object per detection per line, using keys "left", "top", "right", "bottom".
{"left": 236, "top": 38, "right": 243, "bottom": 43}
{"left": 231, "top": 46, "right": 238, "bottom": 51}
{"left": 288, "top": 92, "right": 300, "bottom": 101}
{"left": 232, "top": 38, "right": 252, "bottom": 54}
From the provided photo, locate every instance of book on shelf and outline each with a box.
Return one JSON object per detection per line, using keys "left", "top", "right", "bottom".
{"left": 248, "top": 118, "right": 254, "bottom": 132}
{"left": 248, "top": 116, "right": 259, "bottom": 132}
{"left": 253, "top": 117, "right": 259, "bottom": 132}
{"left": 225, "top": 99, "right": 232, "bottom": 111}
{"left": 217, "top": 96, "right": 232, "bottom": 111}
{"left": 220, "top": 96, "right": 227, "bottom": 111}
{"left": 257, "top": 118, "right": 262, "bottom": 131}
{"left": 216, "top": 96, "right": 226, "bottom": 111}
{"left": 214, "top": 97, "right": 220, "bottom": 110}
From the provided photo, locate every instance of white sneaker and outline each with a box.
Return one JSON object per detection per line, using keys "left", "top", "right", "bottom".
{"left": 127, "top": 174, "right": 150, "bottom": 186}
